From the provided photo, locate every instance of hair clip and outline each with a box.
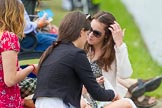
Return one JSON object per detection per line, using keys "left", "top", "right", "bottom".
{"left": 86, "top": 14, "right": 92, "bottom": 21}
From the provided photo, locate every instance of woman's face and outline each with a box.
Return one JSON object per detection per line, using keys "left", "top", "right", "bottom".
{"left": 87, "top": 19, "right": 106, "bottom": 47}
{"left": 82, "top": 30, "right": 90, "bottom": 45}
{"left": 79, "top": 29, "right": 90, "bottom": 49}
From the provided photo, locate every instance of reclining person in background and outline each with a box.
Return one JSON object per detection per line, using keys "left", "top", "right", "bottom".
{"left": 20, "top": 0, "right": 58, "bottom": 52}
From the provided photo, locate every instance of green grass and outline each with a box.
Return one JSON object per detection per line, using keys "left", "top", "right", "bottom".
{"left": 37, "top": 0, "right": 70, "bottom": 26}
{"left": 23, "top": 0, "right": 162, "bottom": 98}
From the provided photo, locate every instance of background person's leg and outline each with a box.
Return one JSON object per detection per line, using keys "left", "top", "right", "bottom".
{"left": 35, "top": 32, "right": 58, "bottom": 51}
{"left": 20, "top": 33, "right": 38, "bottom": 51}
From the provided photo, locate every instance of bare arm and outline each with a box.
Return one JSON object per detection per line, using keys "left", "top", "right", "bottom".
{"left": 109, "top": 21, "right": 133, "bottom": 78}
{"left": 2, "top": 50, "right": 34, "bottom": 87}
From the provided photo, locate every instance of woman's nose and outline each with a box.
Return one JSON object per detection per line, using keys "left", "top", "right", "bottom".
{"left": 88, "top": 32, "right": 93, "bottom": 38}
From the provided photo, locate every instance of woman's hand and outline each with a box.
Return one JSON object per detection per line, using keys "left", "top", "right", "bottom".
{"left": 108, "top": 21, "right": 125, "bottom": 48}
{"left": 112, "top": 93, "right": 121, "bottom": 102}
{"left": 31, "top": 64, "right": 38, "bottom": 75}
{"left": 96, "top": 76, "right": 104, "bottom": 85}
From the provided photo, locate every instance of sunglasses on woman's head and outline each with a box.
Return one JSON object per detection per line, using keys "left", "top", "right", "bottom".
{"left": 90, "top": 28, "right": 102, "bottom": 38}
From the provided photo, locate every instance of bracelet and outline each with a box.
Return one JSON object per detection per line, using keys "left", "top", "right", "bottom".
{"left": 29, "top": 64, "right": 35, "bottom": 72}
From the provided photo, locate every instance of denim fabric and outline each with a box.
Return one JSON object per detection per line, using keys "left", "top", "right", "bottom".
{"left": 21, "top": 32, "right": 58, "bottom": 52}
{"left": 35, "top": 32, "right": 58, "bottom": 51}
{"left": 20, "top": 33, "right": 37, "bottom": 51}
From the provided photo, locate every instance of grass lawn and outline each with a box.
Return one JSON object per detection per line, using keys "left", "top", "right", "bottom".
{"left": 21, "top": 0, "right": 162, "bottom": 98}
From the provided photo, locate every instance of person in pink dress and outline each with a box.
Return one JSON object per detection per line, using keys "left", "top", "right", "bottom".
{"left": 0, "top": 0, "right": 37, "bottom": 107}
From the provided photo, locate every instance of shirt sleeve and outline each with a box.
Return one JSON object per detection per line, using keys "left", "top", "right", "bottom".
{"left": 73, "top": 50, "right": 115, "bottom": 101}
{"left": 114, "top": 43, "right": 133, "bottom": 78}
{"left": 1, "top": 31, "right": 20, "bottom": 52}
{"left": 24, "top": 10, "right": 37, "bottom": 34}
{"left": 19, "top": 0, "right": 37, "bottom": 34}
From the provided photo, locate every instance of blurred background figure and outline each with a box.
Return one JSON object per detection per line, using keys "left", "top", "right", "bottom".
{"left": 62, "top": 0, "right": 101, "bottom": 14}
{"left": 62, "top": 0, "right": 72, "bottom": 11}
{"left": 21, "top": 0, "right": 38, "bottom": 21}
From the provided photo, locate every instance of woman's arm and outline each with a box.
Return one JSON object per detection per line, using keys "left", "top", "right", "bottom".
{"left": 2, "top": 50, "right": 34, "bottom": 87}
{"left": 115, "top": 43, "right": 133, "bottom": 78}
{"left": 109, "top": 21, "right": 133, "bottom": 78}
{"left": 74, "top": 51, "right": 115, "bottom": 101}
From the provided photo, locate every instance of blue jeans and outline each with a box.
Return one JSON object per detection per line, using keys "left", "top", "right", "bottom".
{"left": 35, "top": 32, "right": 58, "bottom": 51}
{"left": 21, "top": 32, "right": 58, "bottom": 52}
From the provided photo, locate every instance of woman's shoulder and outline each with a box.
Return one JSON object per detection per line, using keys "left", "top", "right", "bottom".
{"left": 0, "top": 31, "right": 20, "bottom": 52}
{"left": 1, "top": 31, "right": 18, "bottom": 41}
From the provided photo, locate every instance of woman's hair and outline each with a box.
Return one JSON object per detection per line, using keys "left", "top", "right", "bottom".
{"left": 58, "top": 11, "right": 91, "bottom": 42}
{"left": 0, "top": 0, "right": 25, "bottom": 39}
{"left": 38, "top": 11, "right": 91, "bottom": 70}
{"left": 85, "top": 11, "right": 116, "bottom": 71}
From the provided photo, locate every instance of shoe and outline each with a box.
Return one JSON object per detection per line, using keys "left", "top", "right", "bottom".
{"left": 145, "top": 76, "right": 162, "bottom": 92}
{"left": 128, "top": 76, "right": 162, "bottom": 98}
{"left": 128, "top": 79, "right": 145, "bottom": 98}
{"left": 132, "top": 96, "right": 157, "bottom": 108}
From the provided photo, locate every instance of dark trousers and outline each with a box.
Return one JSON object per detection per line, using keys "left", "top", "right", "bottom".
{"left": 21, "top": 0, "right": 37, "bottom": 15}
{"left": 20, "top": 32, "right": 58, "bottom": 52}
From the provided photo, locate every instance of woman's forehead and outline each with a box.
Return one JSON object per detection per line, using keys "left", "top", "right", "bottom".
{"left": 91, "top": 19, "right": 106, "bottom": 30}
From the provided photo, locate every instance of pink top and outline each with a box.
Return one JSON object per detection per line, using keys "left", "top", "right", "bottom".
{"left": 0, "top": 31, "right": 23, "bottom": 108}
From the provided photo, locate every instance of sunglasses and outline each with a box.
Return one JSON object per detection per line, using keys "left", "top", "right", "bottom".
{"left": 90, "top": 28, "right": 102, "bottom": 38}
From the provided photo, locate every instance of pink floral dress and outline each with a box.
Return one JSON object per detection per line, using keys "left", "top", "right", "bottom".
{"left": 0, "top": 31, "right": 23, "bottom": 108}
